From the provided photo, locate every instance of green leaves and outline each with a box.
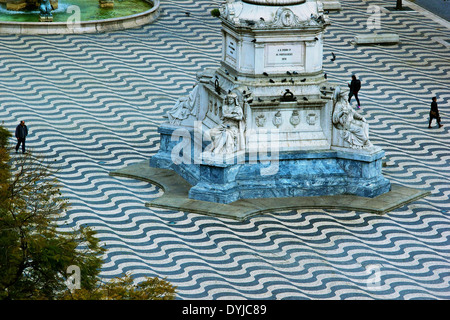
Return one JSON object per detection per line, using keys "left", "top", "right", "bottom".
{"left": 0, "top": 128, "right": 101, "bottom": 299}
{"left": 0, "top": 124, "right": 176, "bottom": 300}
{"left": 211, "top": 8, "right": 220, "bottom": 18}
{"left": 0, "top": 126, "right": 11, "bottom": 209}
{"left": 60, "top": 273, "right": 177, "bottom": 300}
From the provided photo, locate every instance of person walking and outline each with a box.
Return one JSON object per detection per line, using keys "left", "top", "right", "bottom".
{"left": 348, "top": 75, "right": 361, "bottom": 108}
{"left": 15, "top": 120, "right": 28, "bottom": 153}
{"left": 428, "top": 97, "right": 443, "bottom": 128}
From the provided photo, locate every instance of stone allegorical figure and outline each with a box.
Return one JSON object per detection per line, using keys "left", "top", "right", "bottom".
{"left": 207, "top": 92, "right": 245, "bottom": 155}
{"left": 167, "top": 84, "right": 200, "bottom": 125}
{"left": 332, "top": 87, "right": 372, "bottom": 149}
{"left": 39, "top": 0, "right": 53, "bottom": 18}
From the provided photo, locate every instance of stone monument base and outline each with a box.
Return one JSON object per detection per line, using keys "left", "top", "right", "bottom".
{"left": 149, "top": 124, "right": 391, "bottom": 204}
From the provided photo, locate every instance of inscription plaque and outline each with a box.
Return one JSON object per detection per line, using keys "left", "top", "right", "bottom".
{"left": 225, "top": 35, "right": 237, "bottom": 67}
{"left": 265, "top": 44, "right": 303, "bottom": 67}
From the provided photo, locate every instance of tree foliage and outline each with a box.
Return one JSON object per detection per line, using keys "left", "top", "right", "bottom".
{"left": 0, "top": 133, "right": 104, "bottom": 299}
{"left": 210, "top": 8, "right": 220, "bottom": 17}
{"left": 61, "top": 274, "right": 177, "bottom": 300}
{"left": 0, "top": 126, "right": 11, "bottom": 209}
{"left": 0, "top": 125, "right": 176, "bottom": 300}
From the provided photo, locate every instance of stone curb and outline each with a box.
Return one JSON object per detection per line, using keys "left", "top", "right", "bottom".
{"left": 0, "top": 0, "right": 160, "bottom": 35}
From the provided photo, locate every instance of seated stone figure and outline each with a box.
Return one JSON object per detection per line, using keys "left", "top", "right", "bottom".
{"left": 332, "top": 87, "right": 372, "bottom": 149}
{"left": 207, "top": 92, "right": 245, "bottom": 155}
{"left": 167, "top": 84, "right": 200, "bottom": 125}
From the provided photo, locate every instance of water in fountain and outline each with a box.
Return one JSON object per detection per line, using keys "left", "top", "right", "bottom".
{"left": 0, "top": 0, "right": 153, "bottom": 22}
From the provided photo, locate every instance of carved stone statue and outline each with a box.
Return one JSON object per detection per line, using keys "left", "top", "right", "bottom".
{"left": 332, "top": 87, "right": 372, "bottom": 149}
{"left": 207, "top": 92, "right": 245, "bottom": 155}
{"left": 39, "top": 0, "right": 53, "bottom": 18}
{"left": 167, "top": 84, "right": 200, "bottom": 125}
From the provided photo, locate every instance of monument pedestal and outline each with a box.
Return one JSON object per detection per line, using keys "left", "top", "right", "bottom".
{"left": 150, "top": 123, "right": 391, "bottom": 204}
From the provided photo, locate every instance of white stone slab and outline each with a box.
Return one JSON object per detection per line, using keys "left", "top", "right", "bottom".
{"left": 321, "top": 0, "right": 342, "bottom": 11}
{"left": 354, "top": 33, "right": 400, "bottom": 45}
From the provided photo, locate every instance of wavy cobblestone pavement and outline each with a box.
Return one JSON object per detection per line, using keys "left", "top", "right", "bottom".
{"left": 0, "top": 0, "right": 449, "bottom": 299}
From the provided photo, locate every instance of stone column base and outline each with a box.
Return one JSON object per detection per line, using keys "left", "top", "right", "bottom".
{"left": 150, "top": 124, "right": 391, "bottom": 204}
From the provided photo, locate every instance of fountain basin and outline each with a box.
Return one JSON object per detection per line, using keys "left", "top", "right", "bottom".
{"left": 0, "top": 0, "right": 159, "bottom": 34}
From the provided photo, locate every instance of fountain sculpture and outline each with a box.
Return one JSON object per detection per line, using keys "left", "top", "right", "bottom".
{"left": 3, "top": 0, "right": 57, "bottom": 11}
{"left": 39, "top": 0, "right": 53, "bottom": 21}
{"left": 0, "top": 0, "right": 159, "bottom": 34}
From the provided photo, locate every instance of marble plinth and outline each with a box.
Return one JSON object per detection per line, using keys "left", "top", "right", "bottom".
{"left": 354, "top": 33, "right": 400, "bottom": 45}
{"left": 150, "top": 124, "right": 391, "bottom": 204}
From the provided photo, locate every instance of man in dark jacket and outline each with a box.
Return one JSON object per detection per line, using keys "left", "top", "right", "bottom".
{"left": 15, "top": 120, "right": 28, "bottom": 153}
{"left": 348, "top": 75, "right": 361, "bottom": 108}
{"left": 428, "top": 97, "right": 443, "bottom": 128}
